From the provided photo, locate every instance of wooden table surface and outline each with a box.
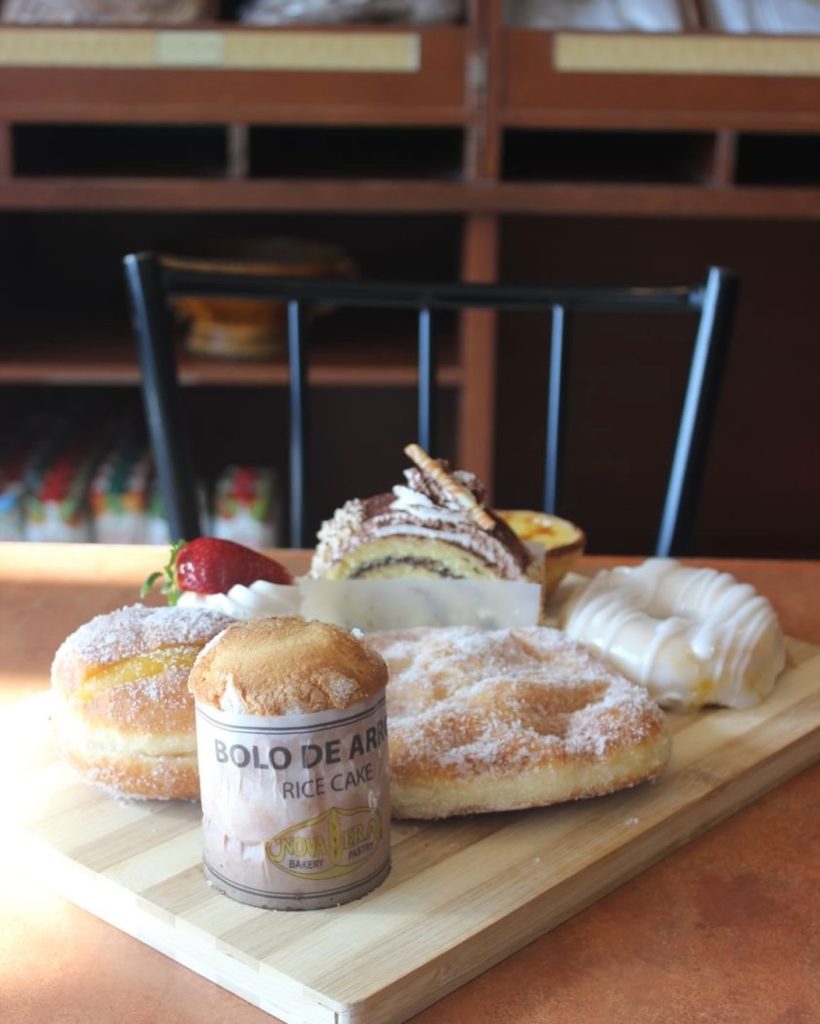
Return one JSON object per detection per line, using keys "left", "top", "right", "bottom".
{"left": 1, "top": 543, "right": 818, "bottom": 1024}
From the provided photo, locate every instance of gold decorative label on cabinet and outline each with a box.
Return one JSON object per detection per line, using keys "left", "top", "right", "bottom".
{"left": 0, "top": 28, "right": 420, "bottom": 72}
{"left": 554, "top": 33, "right": 820, "bottom": 78}
{"left": 0, "top": 29, "right": 153, "bottom": 67}
{"left": 155, "top": 31, "right": 225, "bottom": 68}
{"left": 226, "top": 31, "right": 420, "bottom": 72}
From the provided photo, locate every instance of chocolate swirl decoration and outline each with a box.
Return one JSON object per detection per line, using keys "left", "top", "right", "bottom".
{"left": 403, "top": 443, "right": 496, "bottom": 531}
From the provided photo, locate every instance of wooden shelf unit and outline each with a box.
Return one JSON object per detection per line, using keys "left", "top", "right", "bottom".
{"left": 0, "top": 317, "right": 462, "bottom": 388}
{"left": 1, "top": 3, "right": 819, "bottom": 552}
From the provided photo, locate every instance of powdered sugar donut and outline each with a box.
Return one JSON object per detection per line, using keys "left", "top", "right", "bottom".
{"left": 559, "top": 559, "right": 786, "bottom": 711}
{"left": 368, "top": 625, "right": 670, "bottom": 820}
{"left": 51, "top": 603, "right": 233, "bottom": 799}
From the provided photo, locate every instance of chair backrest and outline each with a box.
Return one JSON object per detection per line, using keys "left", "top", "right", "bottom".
{"left": 124, "top": 252, "right": 737, "bottom": 555}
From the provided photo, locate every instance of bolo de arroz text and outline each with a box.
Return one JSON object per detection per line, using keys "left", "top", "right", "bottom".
{"left": 212, "top": 715, "right": 388, "bottom": 799}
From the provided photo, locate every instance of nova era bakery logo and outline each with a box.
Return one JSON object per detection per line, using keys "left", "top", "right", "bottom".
{"left": 265, "top": 805, "right": 382, "bottom": 880}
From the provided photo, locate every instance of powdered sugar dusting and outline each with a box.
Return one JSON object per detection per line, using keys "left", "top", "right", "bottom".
{"left": 53, "top": 604, "right": 234, "bottom": 671}
{"left": 311, "top": 499, "right": 367, "bottom": 577}
{"left": 368, "top": 625, "right": 666, "bottom": 778}
{"left": 114, "top": 665, "right": 192, "bottom": 725}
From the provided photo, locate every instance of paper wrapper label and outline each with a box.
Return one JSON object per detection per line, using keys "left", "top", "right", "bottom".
{"left": 179, "top": 577, "right": 541, "bottom": 630}
{"left": 195, "top": 693, "right": 390, "bottom": 909}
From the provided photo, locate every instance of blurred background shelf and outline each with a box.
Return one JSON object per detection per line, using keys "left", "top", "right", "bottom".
{"left": 503, "top": 29, "right": 820, "bottom": 128}
{"left": 0, "top": 26, "right": 469, "bottom": 122}
{"left": 2, "top": 179, "right": 820, "bottom": 217}
{"left": 1, "top": 1, "right": 819, "bottom": 554}
{"left": 0, "top": 313, "right": 462, "bottom": 387}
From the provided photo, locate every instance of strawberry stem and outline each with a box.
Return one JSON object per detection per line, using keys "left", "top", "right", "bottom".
{"left": 140, "top": 538, "right": 186, "bottom": 605}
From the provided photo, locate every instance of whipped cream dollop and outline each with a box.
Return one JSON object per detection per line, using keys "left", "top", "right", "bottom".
{"left": 177, "top": 580, "right": 301, "bottom": 620}
{"left": 393, "top": 466, "right": 485, "bottom": 507}
{"left": 389, "top": 467, "right": 486, "bottom": 523}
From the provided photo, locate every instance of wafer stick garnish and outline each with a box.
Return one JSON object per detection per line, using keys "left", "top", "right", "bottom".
{"left": 404, "top": 443, "right": 496, "bottom": 532}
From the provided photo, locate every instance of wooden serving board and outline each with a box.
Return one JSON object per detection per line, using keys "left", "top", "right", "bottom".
{"left": 9, "top": 638, "right": 820, "bottom": 1024}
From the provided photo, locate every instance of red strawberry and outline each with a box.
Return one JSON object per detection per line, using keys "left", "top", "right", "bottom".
{"left": 141, "top": 536, "right": 294, "bottom": 604}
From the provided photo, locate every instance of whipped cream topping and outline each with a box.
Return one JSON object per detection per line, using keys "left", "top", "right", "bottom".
{"left": 390, "top": 467, "right": 485, "bottom": 523}
{"left": 177, "top": 580, "right": 301, "bottom": 620}
{"left": 393, "top": 467, "right": 486, "bottom": 509}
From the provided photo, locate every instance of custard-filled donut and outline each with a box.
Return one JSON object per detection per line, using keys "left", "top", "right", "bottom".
{"left": 367, "top": 625, "right": 670, "bottom": 820}
{"left": 560, "top": 559, "right": 786, "bottom": 711}
{"left": 51, "top": 604, "right": 233, "bottom": 799}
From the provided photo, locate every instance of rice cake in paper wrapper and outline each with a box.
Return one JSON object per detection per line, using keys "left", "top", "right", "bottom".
{"left": 189, "top": 617, "right": 390, "bottom": 910}
{"left": 195, "top": 696, "right": 390, "bottom": 909}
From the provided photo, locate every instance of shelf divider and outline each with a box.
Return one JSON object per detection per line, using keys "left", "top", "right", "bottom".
{"left": 226, "top": 123, "right": 250, "bottom": 180}
{"left": 0, "top": 121, "right": 10, "bottom": 177}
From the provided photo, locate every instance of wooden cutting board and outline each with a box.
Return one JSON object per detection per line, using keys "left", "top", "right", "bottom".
{"left": 8, "top": 637, "right": 820, "bottom": 1024}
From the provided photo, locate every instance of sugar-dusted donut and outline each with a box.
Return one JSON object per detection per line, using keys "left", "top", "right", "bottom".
{"left": 559, "top": 558, "right": 786, "bottom": 711}
{"left": 51, "top": 603, "right": 233, "bottom": 799}
{"left": 367, "top": 625, "right": 671, "bottom": 820}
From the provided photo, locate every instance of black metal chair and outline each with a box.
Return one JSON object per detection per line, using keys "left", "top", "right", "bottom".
{"left": 123, "top": 252, "right": 737, "bottom": 554}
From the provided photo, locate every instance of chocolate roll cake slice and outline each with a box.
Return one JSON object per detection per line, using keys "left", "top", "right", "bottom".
{"left": 310, "top": 444, "right": 533, "bottom": 581}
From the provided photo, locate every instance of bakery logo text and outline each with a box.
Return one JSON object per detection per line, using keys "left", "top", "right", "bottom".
{"left": 265, "top": 805, "right": 383, "bottom": 879}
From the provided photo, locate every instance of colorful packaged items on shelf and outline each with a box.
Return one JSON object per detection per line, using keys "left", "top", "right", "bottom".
{"left": 89, "top": 444, "right": 153, "bottom": 544}
{"left": 2, "top": 414, "right": 279, "bottom": 546}
{"left": 239, "top": 0, "right": 463, "bottom": 25}
{"left": 23, "top": 431, "right": 102, "bottom": 542}
{"left": 145, "top": 487, "right": 171, "bottom": 546}
{"left": 0, "top": 426, "right": 53, "bottom": 540}
{"left": 146, "top": 482, "right": 212, "bottom": 545}
{"left": 0, "top": 452, "right": 30, "bottom": 544}
{"left": 2, "top": 0, "right": 212, "bottom": 25}
{"left": 0, "top": 477, "right": 23, "bottom": 540}
{"left": 211, "top": 464, "right": 278, "bottom": 549}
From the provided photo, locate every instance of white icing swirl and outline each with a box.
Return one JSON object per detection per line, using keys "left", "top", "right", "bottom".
{"left": 560, "top": 558, "right": 786, "bottom": 710}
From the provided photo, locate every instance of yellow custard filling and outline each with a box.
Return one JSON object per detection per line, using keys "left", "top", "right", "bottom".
{"left": 497, "top": 509, "right": 584, "bottom": 552}
{"left": 76, "top": 646, "right": 201, "bottom": 701}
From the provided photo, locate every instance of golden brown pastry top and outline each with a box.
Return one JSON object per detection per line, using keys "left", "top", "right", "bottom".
{"left": 188, "top": 616, "right": 388, "bottom": 716}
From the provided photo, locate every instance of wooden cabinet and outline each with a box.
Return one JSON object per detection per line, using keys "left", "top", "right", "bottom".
{"left": 1, "top": 2, "right": 819, "bottom": 554}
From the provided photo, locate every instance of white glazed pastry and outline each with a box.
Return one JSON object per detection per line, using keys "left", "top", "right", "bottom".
{"left": 559, "top": 558, "right": 786, "bottom": 710}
